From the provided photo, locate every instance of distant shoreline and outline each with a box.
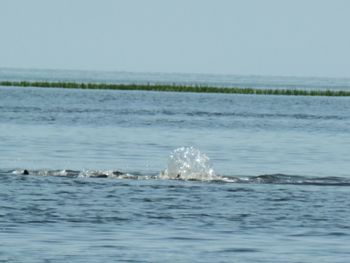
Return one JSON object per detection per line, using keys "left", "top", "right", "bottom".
{"left": 1, "top": 80, "right": 350, "bottom": 97}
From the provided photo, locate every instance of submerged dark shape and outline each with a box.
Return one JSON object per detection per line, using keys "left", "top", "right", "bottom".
{"left": 82, "top": 170, "right": 125, "bottom": 178}
{"left": 233, "top": 173, "right": 350, "bottom": 186}
{"left": 7, "top": 168, "right": 350, "bottom": 186}
{"left": 94, "top": 174, "right": 108, "bottom": 178}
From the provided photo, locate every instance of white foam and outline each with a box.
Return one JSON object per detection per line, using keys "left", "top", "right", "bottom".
{"left": 160, "top": 147, "right": 217, "bottom": 181}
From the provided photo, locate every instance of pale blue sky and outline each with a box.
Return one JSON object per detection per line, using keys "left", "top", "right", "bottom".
{"left": 1, "top": 0, "right": 349, "bottom": 77}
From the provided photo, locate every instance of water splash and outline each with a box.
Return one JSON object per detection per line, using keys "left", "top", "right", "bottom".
{"left": 160, "top": 146, "right": 217, "bottom": 181}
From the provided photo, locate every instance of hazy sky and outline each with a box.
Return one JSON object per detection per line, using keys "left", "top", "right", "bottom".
{"left": 1, "top": 0, "right": 349, "bottom": 77}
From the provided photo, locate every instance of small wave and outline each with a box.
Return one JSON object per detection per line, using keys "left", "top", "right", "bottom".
{"left": 185, "top": 111, "right": 347, "bottom": 121}
{"left": 222, "top": 174, "right": 350, "bottom": 186}
{"left": 8, "top": 169, "right": 350, "bottom": 186}
{"left": 5, "top": 145, "right": 350, "bottom": 186}
{"left": 12, "top": 169, "right": 80, "bottom": 177}
{"left": 11, "top": 169, "right": 156, "bottom": 180}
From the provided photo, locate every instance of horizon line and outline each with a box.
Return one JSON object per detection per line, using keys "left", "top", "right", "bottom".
{"left": 1, "top": 66, "right": 349, "bottom": 81}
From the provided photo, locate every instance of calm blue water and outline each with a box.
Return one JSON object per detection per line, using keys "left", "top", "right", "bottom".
{"left": 1, "top": 69, "right": 350, "bottom": 262}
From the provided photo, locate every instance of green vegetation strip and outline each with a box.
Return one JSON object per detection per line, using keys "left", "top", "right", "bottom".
{"left": 1, "top": 80, "right": 350, "bottom": 96}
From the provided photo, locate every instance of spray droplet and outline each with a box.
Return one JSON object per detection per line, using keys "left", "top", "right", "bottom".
{"left": 161, "top": 147, "right": 216, "bottom": 181}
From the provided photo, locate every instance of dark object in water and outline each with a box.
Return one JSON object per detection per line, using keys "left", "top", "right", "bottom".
{"left": 112, "top": 171, "right": 124, "bottom": 176}
{"left": 94, "top": 174, "right": 108, "bottom": 178}
{"left": 22, "top": 169, "right": 29, "bottom": 175}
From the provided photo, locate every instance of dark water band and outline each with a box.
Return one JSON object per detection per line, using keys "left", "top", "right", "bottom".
{"left": 6, "top": 169, "right": 350, "bottom": 186}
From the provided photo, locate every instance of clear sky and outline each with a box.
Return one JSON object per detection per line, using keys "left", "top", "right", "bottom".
{"left": 1, "top": 0, "right": 349, "bottom": 78}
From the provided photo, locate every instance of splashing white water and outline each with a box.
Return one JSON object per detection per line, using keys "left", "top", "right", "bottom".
{"left": 160, "top": 147, "right": 217, "bottom": 181}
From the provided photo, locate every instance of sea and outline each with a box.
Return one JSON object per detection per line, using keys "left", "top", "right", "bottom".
{"left": 1, "top": 68, "right": 350, "bottom": 262}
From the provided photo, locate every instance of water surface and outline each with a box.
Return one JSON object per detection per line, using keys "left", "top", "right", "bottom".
{"left": 1, "top": 70, "right": 350, "bottom": 262}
